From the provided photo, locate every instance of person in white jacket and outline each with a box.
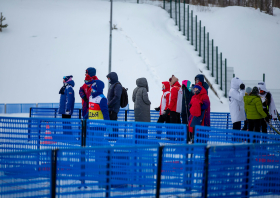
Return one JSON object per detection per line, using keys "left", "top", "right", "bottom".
{"left": 228, "top": 77, "right": 246, "bottom": 130}
{"left": 257, "top": 82, "right": 278, "bottom": 133}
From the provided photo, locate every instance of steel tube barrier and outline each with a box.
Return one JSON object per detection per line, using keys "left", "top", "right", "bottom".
{"left": 1, "top": 144, "right": 279, "bottom": 197}
{"left": 30, "top": 107, "right": 82, "bottom": 119}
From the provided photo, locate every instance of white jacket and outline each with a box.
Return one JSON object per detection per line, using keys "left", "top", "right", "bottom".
{"left": 228, "top": 77, "right": 246, "bottom": 123}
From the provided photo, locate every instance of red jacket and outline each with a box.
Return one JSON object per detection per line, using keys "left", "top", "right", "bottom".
{"left": 160, "top": 81, "right": 171, "bottom": 115}
{"left": 167, "top": 81, "right": 182, "bottom": 112}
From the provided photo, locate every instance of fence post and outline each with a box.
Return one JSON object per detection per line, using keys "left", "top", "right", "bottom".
{"left": 187, "top": 5, "right": 189, "bottom": 40}
{"left": 29, "top": 107, "right": 32, "bottom": 118}
{"left": 225, "top": 59, "right": 227, "bottom": 97}
{"left": 195, "top": 15, "right": 197, "bottom": 51}
{"left": 207, "top": 33, "right": 209, "bottom": 70}
{"left": 263, "top": 73, "right": 265, "bottom": 82}
{"left": 216, "top": 46, "right": 218, "bottom": 84}
{"left": 191, "top": 10, "right": 193, "bottom": 45}
{"left": 199, "top": 21, "right": 201, "bottom": 56}
{"left": 82, "top": 119, "right": 87, "bottom": 146}
{"left": 137, "top": 0, "right": 139, "bottom": 4}
{"left": 163, "top": 0, "right": 165, "bottom": 9}
{"left": 51, "top": 149, "right": 58, "bottom": 198}
{"left": 203, "top": 26, "right": 205, "bottom": 63}
{"left": 106, "top": 149, "right": 112, "bottom": 198}
{"left": 233, "top": 73, "right": 235, "bottom": 78}
{"left": 179, "top": 0, "right": 181, "bottom": 31}
{"left": 220, "top": 52, "right": 222, "bottom": 90}
{"left": 183, "top": 0, "right": 185, "bottom": 35}
{"left": 79, "top": 109, "right": 82, "bottom": 119}
{"left": 203, "top": 146, "right": 210, "bottom": 198}
{"left": 155, "top": 146, "right": 164, "bottom": 198}
{"left": 170, "top": 0, "right": 172, "bottom": 18}
{"left": 125, "top": 110, "right": 128, "bottom": 121}
{"left": 211, "top": 39, "right": 214, "bottom": 77}
{"left": 175, "top": 0, "right": 177, "bottom": 25}
{"left": 245, "top": 145, "right": 252, "bottom": 197}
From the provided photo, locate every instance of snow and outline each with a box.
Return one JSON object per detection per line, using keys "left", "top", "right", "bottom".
{"left": 4, "top": 1, "right": 278, "bottom": 113}
{"left": 188, "top": 5, "right": 280, "bottom": 90}
{"left": 0, "top": 113, "right": 29, "bottom": 117}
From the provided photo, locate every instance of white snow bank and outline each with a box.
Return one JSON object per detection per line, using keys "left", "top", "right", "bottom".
{"left": 0, "top": 0, "right": 228, "bottom": 112}
{"left": 0, "top": 114, "right": 29, "bottom": 117}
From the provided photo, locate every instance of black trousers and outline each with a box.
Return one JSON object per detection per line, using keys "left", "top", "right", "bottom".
{"left": 170, "top": 111, "right": 181, "bottom": 124}
{"left": 248, "top": 119, "right": 262, "bottom": 132}
{"left": 233, "top": 121, "right": 241, "bottom": 130}
{"left": 109, "top": 111, "right": 118, "bottom": 139}
{"left": 62, "top": 114, "right": 72, "bottom": 135}
{"left": 62, "top": 114, "right": 71, "bottom": 119}
{"left": 261, "top": 118, "right": 268, "bottom": 133}
{"left": 157, "top": 115, "right": 170, "bottom": 123}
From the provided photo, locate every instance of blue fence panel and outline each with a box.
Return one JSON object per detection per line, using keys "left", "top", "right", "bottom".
{"left": 0, "top": 104, "right": 5, "bottom": 114}
{"left": 0, "top": 117, "right": 82, "bottom": 152}
{"left": 160, "top": 144, "right": 206, "bottom": 197}
{"left": 86, "top": 120, "right": 187, "bottom": 147}
{"left": 22, "top": 103, "right": 37, "bottom": 113}
{"left": 0, "top": 149, "right": 52, "bottom": 197}
{"left": 37, "top": 103, "right": 53, "bottom": 108}
{"left": 30, "top": 108, "right": 81, "bottom": 119}
{"left": 194, "top": 125, "right": 280, "bottom": 145}
{"left": 56, "top": 146, "right": 158, "bottom": 197}
{"left": 6, "top": 104, "right": 21, "bottom": 114}
{"left": 52, "top": 103, "right": 59, "bottom": 108}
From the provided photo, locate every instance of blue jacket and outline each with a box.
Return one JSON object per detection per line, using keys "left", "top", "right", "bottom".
{"left": 85, "top": 80, "right": 110, "bottom": 120}
{"left": 58, "top": 80, "right": 75, "bottom": 115}
{"left": 106, "top": 72, "right": 122, "bottom": 113}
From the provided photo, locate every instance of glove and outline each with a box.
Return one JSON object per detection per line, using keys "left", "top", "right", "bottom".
{"left": 165, "top": 108, "right": 170, "bottom": 115}
{"left": 240, "top": 83, "right": 245, "bottom": 90}
{"left": 65, "top": 110, "right": 70, "bottom": 115}
{"left": 154, "top": 107, "right": 160, "bottom": 111}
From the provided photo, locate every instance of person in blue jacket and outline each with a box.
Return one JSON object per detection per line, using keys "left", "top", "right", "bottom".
{"left": 86, "top": 80, "right": 110, "bottom": 120}
{"left": 58, "top": 75, "right": 75, "bottom": 118}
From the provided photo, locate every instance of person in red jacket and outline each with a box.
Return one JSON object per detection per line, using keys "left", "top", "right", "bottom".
{"left": 165, "top": 75, "right": 183, "bottom": 124}
{"left": 188, "top": 84, "right": 210, "bottom": 142}
{"left": 155, "top": 81, "right": 171, "bottom": 123}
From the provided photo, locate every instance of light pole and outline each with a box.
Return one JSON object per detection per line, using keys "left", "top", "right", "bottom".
{"left": 108, "top": 0, "right": 113, "bottom": 74}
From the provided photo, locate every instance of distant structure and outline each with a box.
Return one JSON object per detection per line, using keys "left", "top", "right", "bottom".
{"left": 0, "top": 12, "right": 8, "bottom": 32}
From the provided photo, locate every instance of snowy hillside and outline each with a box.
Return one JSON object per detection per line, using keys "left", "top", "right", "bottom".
{"left": 5, "top": 0, "right": 276, "bottom": 112}
{"left": 189, "top": 5, "right": 280, "bottom": 89}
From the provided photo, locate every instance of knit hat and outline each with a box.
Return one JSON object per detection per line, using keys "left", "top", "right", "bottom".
{"left": 86, "top": 67, "right": 96, "bottom": 77}
{"left": 193, "top": 85, "right": 202, "bottom": 95}
{"left": 169, "top": 75, "right": 178, "bottom": 86}
{"left": 251, "top": 87, "right": 259, "bottom": 95}
{"left": 245, "top": 87, "right": 252, "bottom": 94}
{"left": 63, "top": 75, "right": 73, "bottom": 82}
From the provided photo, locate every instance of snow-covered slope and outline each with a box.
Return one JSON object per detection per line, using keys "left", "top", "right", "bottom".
{"left": 189, "top": 5, "right": 280, "bottom": 89}
{"left": 1, "top": 0, "right": 228, "bottom": 112}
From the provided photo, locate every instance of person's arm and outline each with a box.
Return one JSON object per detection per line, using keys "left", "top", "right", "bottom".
{"left": 231, "top": 89, "right": 245, "bottom": 102}
{"left": 132, "top": 88, "right": 137, "bottom": 102}
{"left": 201, "top": 98, "right": 210, "bottom": 110}
{"left": 167, "top": 88, "right": 178, "bottom": 110}
{"left": 66, "top": 86, "right": 75, "bottom": 113}
{"left": 108, "top": 84, "right": 122, "bottom": 107}
{"left": 165, "top": 93, "right": 170, "bottom": 110}
{"left": 142, "top": 88, "right": 151, "bottom": 105}
{"left": 100, "top": 98, "right": 110, "bottom": 120}
{"left": 256, "top": 99, "right": 267, "bottom": 118}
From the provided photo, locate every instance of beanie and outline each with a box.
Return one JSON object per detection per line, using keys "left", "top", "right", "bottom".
{"left": 251, "top": 87, "right": 259, "bottom": 95}
{"left": 245, "top": 87, "right": 252, "bottom": 94}
{"left": 63, "top": 75, "right": 73, "bottom": 82}
{"left": 86, "top": 67, "right": 96, "bottom": 77}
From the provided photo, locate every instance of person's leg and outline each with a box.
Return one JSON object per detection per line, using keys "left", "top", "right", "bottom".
{"left": 176, "top": 113, "right": 181, "bottom": 124}
{"left": 261, "top": 118, "right": 268, "bottom": 133}
{"left": 62, "top": 114, "right": 72, "bottom": 135}
{"left": 156, "top": 115, "right": 165, "bottom": 139}
{"left": 254, "top": 119, "right": 261, "bottom": 132}
{"left": 109, "top": 111, "right": 118, "bottom": 140}
{"left": 169, "top": 111, "right": 177, "bottom": 140}
{"left": 248, "top": 120, "right": 254, "bottom": 132}
{"left": 233, "top": 121, "right": 241, "bottom": 130}
{"left": 166, "top": 115, "right": 170, "bottom": 123}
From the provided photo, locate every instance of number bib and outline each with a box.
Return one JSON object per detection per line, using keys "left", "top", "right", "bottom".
{"left": 88, "top": 95, "right": 104, "bottom": 120}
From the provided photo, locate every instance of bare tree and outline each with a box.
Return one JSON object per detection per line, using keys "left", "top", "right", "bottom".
{"left": 0, "top": 13, "right": 8, "bottom": 32}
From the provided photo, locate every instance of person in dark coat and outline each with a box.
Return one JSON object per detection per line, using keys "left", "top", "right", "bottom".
{"left": 106, "top": 72, "right": 122, "bottom": 120}
{"left": 133, "top": 78, "right": 151, "bottom": 140}
{"left": 181, "top": 80, "right": 193, "bottom": 124}
{"left": 58, "top": 75, "right": 75, "bottom": 118}
{"left": 132, "top": 78, "right": 151, "bottom": 122}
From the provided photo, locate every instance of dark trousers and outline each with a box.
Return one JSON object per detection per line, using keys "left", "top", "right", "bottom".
{"left": 62, "top": 114, "right": 71, "bottom": 119}
{"left": 156, "top": 115, "right": 170, "bottom": 139}
{"left": 109, "top": 111, "right": 118, "bottom": 140}
{"left": 261, "top": 118, "right": 268, "bottom": 133}
{"left": 233, "top": 121, "right": 241, "bottom": 130}
{"left": 62, "top": 114, "right": 72, "bottom": 135}
{"left": 248, "top": 119, "right": 262, "bottom": 132}
{"left": 170, "top": 111, "right": 181, "bottom": 124}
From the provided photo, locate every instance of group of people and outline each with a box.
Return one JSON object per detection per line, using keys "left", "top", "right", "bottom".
{"left": 229, "top": 77, "right": 278, "bottom": 133}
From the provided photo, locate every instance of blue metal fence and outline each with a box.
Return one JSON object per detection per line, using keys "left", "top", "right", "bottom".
{"left": 86, "top": 119, "right": 187, "bottom": 147}
{"left": 30, "top": 108, "right": 81, "bottom": 119}
{"left": 0, "top": 117, "right": 82, "bottom": 152}
{"left": 0, "top": 149, "right": 52, "bottom": 197}
{"left": 194, "top": 125, "right": 280, "bottom": 144}
{"left": 0, "top": 104, "right": 5, "bottom": 114}
{"left": 1, "top": 144, "right": 279, "bottom": 197}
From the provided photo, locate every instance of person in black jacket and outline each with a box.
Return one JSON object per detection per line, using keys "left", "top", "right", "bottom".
{"left": 181, "top": 80, "right": 193, "bottom": 125}
{"left": 106, "top": 72, "right": 123, "bottom": 120}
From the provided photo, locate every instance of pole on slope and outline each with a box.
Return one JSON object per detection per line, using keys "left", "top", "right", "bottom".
{"left": 211, "top": 39, "right": 214, "bottom": 77}
{"left": 207, "top": 32, "right": 209, "bottom": 70}
{"left": 203, "top": 26, "right": 205, "bottom": 63}
{"left": 220, "top": 52, "right": 222, "bottom": 90}
{"left": 216, "top": 46, "right": 218, "bottom": 84}
{"left": 195, "top": 15, "right": 197, "bottom": 51}
{"left": 263, "top": 73, "right": 265, "bottom": 82}
{"left": 183, "top": 0, "right": 185, "bottom": 35}
{"left": 108, "top": 0, "right": 113, "bottom": 77}
{"left": 187, "top": 5, "right": 189, "bottom": 40}
{"left": 225, "top": 59, "right": 227, "bottom": 98}
{"left": 191, "top": 11, "right": 193, "bottom": 45}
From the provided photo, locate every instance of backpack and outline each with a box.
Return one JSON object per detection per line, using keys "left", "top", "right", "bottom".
{"left": 114, "top": 83, "right": 128, "bottom": 108}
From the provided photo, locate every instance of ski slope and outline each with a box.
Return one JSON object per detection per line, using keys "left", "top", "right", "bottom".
{"left": 0, "top": 0, "right": 228, "bottom": 112}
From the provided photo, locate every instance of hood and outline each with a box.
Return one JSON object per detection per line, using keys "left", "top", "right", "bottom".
{"left": 195, "top": 74, "right": 205, "bottom": 83}
{"left": 162, "top": 81, "right": 170, "bottom": 93}
{"left": 257, "top": 82, "right": 268, "bottom": 92}
{"left": 91, "top": 80, "right": 104, "bottom": 94}
{"left": 170, "top": 75, "right": 179, "bottom": 86}
{"left": 172, "top": 81, "right": 181, "bottom": 88}
{"left": 231, "top": 77, "right": 243, "bottom": 90}
{"left": 67, "top": 80, "right": 75, "bottom": 87}
{"left": 86, "top": 67, "right": 96, "bottom": 77}
{"left": 203, "top": 82, "right": 209, "bottom": 93}
{"left": 244, "top": 94, "right": 259, "bottom": 105}
{"left": 136, "top": 78, "right": 149, "bottom": 92}
{"left": 106, "top": 72, "right": 118, "bottom": 84}
{"left": 182, "top": 80, "right": 192, "bottom": 91}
